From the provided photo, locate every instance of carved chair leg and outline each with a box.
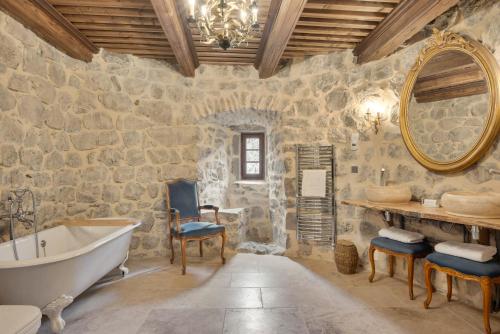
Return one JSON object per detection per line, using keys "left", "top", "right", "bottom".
{"left": 446, "top": 274, "right": 453, "bottom": 302}
{"left": 368, "top": 245, "right": 376, "bottom": 283}
{"left": 407, "top": 255, "right": 415, "bottom": 300}
{"left": 480, "top": 277, "right": 492, "bottom": 334}
{"left": 388, "top": 255, "right": 395, "bottom": 278}
{"left": 220, "top": 231, "right": 226, "bottom": 265}
{"left": 169, "top": 234, "right": 175, "bottom": 264}
{"left": 199, "top": 240, "right": 203, "bottom": 257}
{"left": 424, "top": 261, "right": 433, "bottom": 309}
{"left": 181, "top": 238, "right": 187, "bottom": 275}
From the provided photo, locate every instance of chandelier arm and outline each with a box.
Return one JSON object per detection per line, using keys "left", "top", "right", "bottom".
{"left": 193, "top": 0, "right": 259, "bottom": 50}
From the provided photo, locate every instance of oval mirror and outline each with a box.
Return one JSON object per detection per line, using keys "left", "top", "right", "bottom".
{"left": 400, "top": 30, "right": 500, "bottom": 173}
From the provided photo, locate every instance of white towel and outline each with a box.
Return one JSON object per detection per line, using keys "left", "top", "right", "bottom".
{"left": 301, "top": 169, "right": 326, "bottom": 197}
{"left": 435, "top": 241, "right": 497, "bottom": 262}
{"left": 379, "top": 227, "right": 424, "bottom": 244}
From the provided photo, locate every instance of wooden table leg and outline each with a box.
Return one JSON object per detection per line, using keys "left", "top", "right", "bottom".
{"left": 388, "top": 255, "right": 395, "bottom": 278}
{"left": 480, "top": 277, "right": 492, "bottom": 334}
{"left": 369, "top": 245, "right": 376, "bottom": 283}
{"left": 424, "top": 261, "right": 433, "bottom": 309}
{"left": 447, "top": 274, "right": 453, "bottom": 302}
{"left": 407, "top": 255, "right": 415, "bottom": 300}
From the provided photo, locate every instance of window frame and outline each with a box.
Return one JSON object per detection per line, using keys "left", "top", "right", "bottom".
{"left": 240, "top": 132, "right": 265, "bottom": 180}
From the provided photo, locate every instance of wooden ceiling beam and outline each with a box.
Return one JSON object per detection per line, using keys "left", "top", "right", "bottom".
{"left": 285, "top": 46, "right": 348, "bottom": 52}
{"left": 414, "top": 81, "right": 487, "bottom": 103}
{"left": 294, "top": 26, "right": 371, "bottom": 37}
{"left": 64, "top": 14, "right": 159, "bottom": 25}
{"left": 83, "top": 31, "right": 166, "bottom": 39}
{"left": 282, "top": 51, "right": 331, "bottom": 58}
{"left": 0, "top": 0, "right": 97, "bottom": 62}
{"left": 197, "top": 52, "right": 256, "bottom": 59}
{"left": 90, "top": 37, "right": 170, "bottom": 46}
{"left": 287, "top": 40, "right": 357, "bottom": 48}
{"left": 95, "top": 43, "right": 172, "bottom": 51}
{"left": 201, "top": 61, "right": 254, "bottom": 65}
{"left": 305, "top": 0, "right": 396, "bottom": 13}
{"left": 354, "top": 0, "right": 459, "bottom": 64}
{"left": 301, "top": 9, "right": 386, "bottom": 21}
{"left": 290, "top": 34, "right": 363, "bottom": 42}
{"left": 255, "top": 0, "right": 308, "bottom": 78}
{"left": 75, "top": 24, "right": 164, "bottom": 33}
{"left": 103, "top": 48, "right": 174, "bottom": 55}
{"left": 54, "top": 6, "right": 157, "bottom": 18}
{"left": 298, "top": 17, "right": 377, "bottom": 29}
{"left": 150, "top": 0, "right": 198, "bottom": 76}
{"left": 356, "top": 0, "right": 400, "bottom": 3}
{"left": 48, "top": 0, "right": 153, "bottom": 9}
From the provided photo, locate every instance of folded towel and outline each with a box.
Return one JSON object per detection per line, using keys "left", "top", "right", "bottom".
{"left": 435, "top": 241, "right": 497, "bottom": 263}
{"left": 301, "top": 169, "right": 326, "bottom": 197}
{"left": 378, "top": 227, "right": 424, "bottom": 244}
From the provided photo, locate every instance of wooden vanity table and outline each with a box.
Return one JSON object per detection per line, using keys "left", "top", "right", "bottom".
{"left": 342, "top": 200, "right": 500, "bottom": 231}
{"left": 342, "top": 200, "right": 500, "bottom": 245}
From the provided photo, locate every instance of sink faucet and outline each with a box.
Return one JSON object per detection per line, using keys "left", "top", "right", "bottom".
{"left": 379, "top": 168, "right": 386, "bottom": 186}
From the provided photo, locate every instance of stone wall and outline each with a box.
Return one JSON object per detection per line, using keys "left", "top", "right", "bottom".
{"left": 408, "top": 93, "right": 488, "bottom": 161}
{"left": 0, "top": 0, "right": 499, "bottom": 310}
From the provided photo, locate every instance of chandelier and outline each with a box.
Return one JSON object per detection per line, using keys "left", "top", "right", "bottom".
{"left": 187, "top": 0, "right": 259, "bottom": 50}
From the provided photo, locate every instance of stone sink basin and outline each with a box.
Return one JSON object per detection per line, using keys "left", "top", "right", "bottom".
{"left": 441, "top": 191, "right": 500, "bottom": 218}
{"left": 365, "top": 185, "right": 412, "bottom": 204}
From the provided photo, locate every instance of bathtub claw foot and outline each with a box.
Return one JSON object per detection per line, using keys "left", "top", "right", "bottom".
{"left": 42, "top": 295, "right": 73, "bottom": 333}
{"left": 119, "top": 251, "right": 129, "bottom": 276}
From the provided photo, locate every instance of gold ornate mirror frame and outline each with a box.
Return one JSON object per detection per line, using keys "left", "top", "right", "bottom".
{"left": 400, "top": 29, "right": 500, "bottom": 173}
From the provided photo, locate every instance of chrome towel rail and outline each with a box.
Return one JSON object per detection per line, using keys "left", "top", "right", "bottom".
{"left": 296, "top": 145, "right": 336, "bottom": 246}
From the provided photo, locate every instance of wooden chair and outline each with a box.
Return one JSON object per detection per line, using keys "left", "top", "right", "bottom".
{"left": 166, "top": 179, "right": 226, "bottom": 275}
{"left": 424, "top": 253, "right": 500, "bottom": 334}
{"left": 369, "top": 237, "right": 432, "bottom": 300}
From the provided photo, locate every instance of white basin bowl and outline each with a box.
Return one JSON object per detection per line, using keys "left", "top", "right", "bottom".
{"left": 441, "top": 191, "right": 500, "bottom": 218}
{"left": 365, "top": 185, "right": 412, "bottom": 204}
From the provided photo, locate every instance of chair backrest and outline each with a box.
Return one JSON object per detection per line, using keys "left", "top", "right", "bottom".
{"left": 166, "top": 179, "right": 200, "bottom": 220}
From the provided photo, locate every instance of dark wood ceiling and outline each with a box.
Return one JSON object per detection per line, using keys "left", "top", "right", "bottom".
{"left": 283, "top": 0, "right": 401, "bottom": 59}
{"left": 0, "top": 0, "right": 460, "bottom": 78}
{"left": 48, "top": 0, "right": 175, "bottom": 61}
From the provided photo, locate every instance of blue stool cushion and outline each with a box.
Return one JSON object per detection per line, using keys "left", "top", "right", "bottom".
{"left": 371, "top": 237, "right": 432, "bottom": 255}
{"left": 172, "top": 222, "right": 225, "bottom": 238}
{"left": 427, "top": 252, "right": 500, "bottom": 277}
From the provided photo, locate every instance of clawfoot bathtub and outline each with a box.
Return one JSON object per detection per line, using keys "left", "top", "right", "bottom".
{"left": 0, "top": 218, "right": 141, "bottom": 333}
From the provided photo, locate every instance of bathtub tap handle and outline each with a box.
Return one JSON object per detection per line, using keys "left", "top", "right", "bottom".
{"left": 41, "top": 240, "right": 47, "bottom": 257}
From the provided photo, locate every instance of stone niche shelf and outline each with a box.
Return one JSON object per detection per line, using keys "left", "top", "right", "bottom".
{"left": 342, "top": 199, "right": 500, "bottom": 230}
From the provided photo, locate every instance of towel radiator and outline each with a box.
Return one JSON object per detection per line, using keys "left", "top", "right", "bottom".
{"left": 296, "top": 145, "right": 336, "bottom": 246}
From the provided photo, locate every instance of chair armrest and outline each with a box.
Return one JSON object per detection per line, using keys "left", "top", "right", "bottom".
{"left": 198, "top": 205, "right": 221, "bottom": 225}
{"left": 169, "top": 208, "right": 181, "bottom": 232}
{"left": 199, "top": 205, "right": 219, "bottom": 211}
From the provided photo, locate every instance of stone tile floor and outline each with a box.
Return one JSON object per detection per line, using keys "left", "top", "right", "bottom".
{"left": 38, "top": 254, "right": 500, "bottom": 333}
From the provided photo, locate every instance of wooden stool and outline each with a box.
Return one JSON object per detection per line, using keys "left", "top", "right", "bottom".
{"left": 424, "top": 253, "right": 500, "bottom": 334}
{"left": 369, "top": 237, "right": 432, "bottom": 300}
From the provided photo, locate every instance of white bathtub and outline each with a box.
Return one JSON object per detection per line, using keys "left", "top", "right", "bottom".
{"left": 0, "top": 218, "right": 141, "bottom": 333}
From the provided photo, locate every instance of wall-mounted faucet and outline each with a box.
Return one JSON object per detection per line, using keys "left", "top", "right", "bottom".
{"left": 0, "top": 188, "right": 39, "bottom": 260}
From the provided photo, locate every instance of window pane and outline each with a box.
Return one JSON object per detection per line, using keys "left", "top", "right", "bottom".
{"left": 246, "top": 138, "right": 259, "bottom": 149}
{"left": 246, "top": 150, "right": 260, "bottom": 162}
{"left": 246, "top": 163, "right": 260, "bottom": 174}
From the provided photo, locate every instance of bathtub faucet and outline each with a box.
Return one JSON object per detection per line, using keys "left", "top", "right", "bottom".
{"left": 4, "top": 188, "right": 39, "bottom": 260}
{"left": 6, "top": 191, "right": 36, "bottom": 229}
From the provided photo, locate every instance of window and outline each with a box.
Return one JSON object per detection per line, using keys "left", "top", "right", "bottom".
{"left": 240, "top": 133, "right": 265, "bottom": 180}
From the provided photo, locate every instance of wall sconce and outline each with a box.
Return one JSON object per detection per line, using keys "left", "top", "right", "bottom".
{"left": 363, "top": 100, "right": 387, "bottom": 134}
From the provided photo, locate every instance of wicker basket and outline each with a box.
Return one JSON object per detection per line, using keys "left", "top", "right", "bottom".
{"left": 334, "top": 240, "right": 359, "bottom": 274}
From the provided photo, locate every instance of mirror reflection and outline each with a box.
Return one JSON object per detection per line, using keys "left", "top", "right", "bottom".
{"left": 408, "top": 50, "right": 489, "bottom": 162}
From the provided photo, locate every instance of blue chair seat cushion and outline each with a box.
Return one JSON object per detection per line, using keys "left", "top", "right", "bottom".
{"left": 172, "top": 222, "right": 225, "bottom": 238}
{"left": 371, "top": 237, "right": 432, "bottom": 255}
{"left": 427, "top": 252, "right": 500, "bottom": 277}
